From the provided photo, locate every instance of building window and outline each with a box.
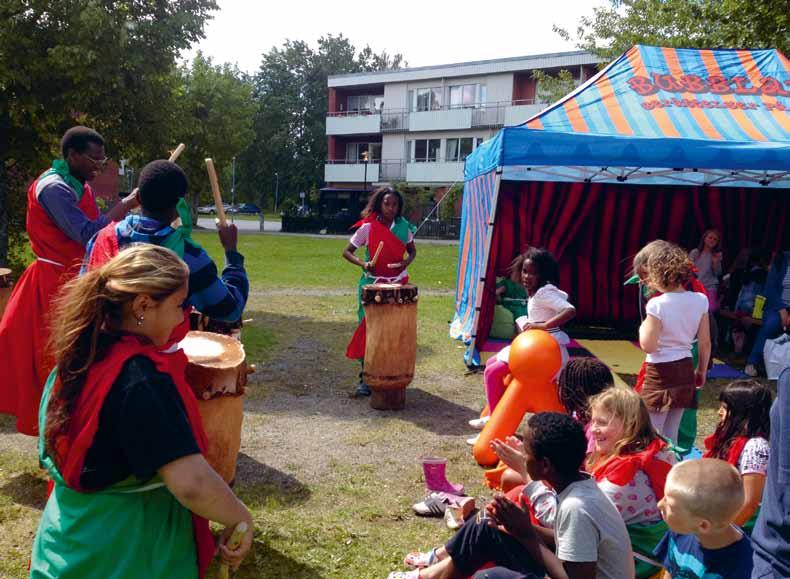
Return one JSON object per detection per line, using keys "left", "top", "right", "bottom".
{"left": 449, "top": 84, "right": 486, "bottom": 109}
{"left": 411, "top": 139, "right": 441, "bottom": 162}
{"left": 409, "top": 88, "right": 442, "bottom": 112}
{"left": 446, "top": 137, "right": 474, "bottom": 162}
{"left": 476, "top": 137, "right": 484, "bottom": 148}
{"left": 347, "top": 95, "right": 384, "bottom": 113}
{"left": 345, "top": 142, "right": 381, "bottom": 162}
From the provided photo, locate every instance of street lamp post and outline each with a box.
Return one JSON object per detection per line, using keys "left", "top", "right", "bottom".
{"left": 230, "top": 156, "right": 236, "bottom": 224}
{"left": 274, "top": 171, "right": 280, "bottom": 213}
{"left": 361, "top": 150, "right": 369, "bottom": 195}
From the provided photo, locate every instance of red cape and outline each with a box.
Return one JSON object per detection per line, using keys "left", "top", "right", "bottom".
{"left": 0, "top": 177, "right": 99, "bottom": 435}
{"left": 591, "top": 438, "right": 672, "bottom": 501}
{"left": 50, "top": 335, "right": 214, "bottom": 578}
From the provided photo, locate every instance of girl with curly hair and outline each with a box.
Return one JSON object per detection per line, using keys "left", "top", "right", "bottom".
{"left": 635, "top": 240, "right": 711, "bottom": 443}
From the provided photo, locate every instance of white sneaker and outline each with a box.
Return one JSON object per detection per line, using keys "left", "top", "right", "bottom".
{"left": 744, "top": 364, "right": 758, "bottom": 377}
{"left": 466, "top": 434, "right": 479, "bottom": 446}
{"left": 468, "top": 416, "right": 490, "bottom": 430}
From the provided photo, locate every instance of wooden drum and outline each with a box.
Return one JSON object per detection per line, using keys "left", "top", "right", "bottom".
{"left": 361, "top": 283, "right": 418, "bottom": 410}
{"left": 0, "top": 268, "right": 12, "bottom": 322}
{"left": 180, "top": 331, "right": 250, "bottom": 484}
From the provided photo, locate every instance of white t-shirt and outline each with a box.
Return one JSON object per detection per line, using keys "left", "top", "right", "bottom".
{"left": 556, "top": 477, "right": 635, "bottom": 579}
{"left": 644, "top": 291, "right": 709, "bottom": 364}
{"left": 737, "top": 437, "right": 770, "bottom": 476}
{"left": 495, "top": 284, "right": 573, "bottom": 363}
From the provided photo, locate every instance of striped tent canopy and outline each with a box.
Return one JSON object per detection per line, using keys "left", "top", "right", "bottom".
{"left": 452, "top": 45, "right": 789, "bottom": 364}
{"left": 466, "top": 45, "right": 790, "bottom": 187}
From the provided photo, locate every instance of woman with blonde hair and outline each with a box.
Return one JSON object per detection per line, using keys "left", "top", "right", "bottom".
{"left": 31, "top": 244, "right": 252, "bottom": 579}
{"left": 587, "top": 386, "right": 675, "bottom": 578}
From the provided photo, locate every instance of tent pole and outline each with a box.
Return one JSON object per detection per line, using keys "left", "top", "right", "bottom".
{"left": 466, "top": 168, "right": 503, "bottom": 367}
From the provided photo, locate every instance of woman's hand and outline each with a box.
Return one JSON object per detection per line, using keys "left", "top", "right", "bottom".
{"left": 218, "top": 520, "right": 254, "bottom": 570}
{"left": 695, "top": 369, "right": 707, "bottom": 389}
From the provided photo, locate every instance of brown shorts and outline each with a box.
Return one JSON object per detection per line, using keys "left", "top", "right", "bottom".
{"left": 640, "top": 357, "right": 696, "bottom": 411}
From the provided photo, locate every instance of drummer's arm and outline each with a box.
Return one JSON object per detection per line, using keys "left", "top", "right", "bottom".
{"left": 404, "top": 241, "right": 416, "bottom": 267}
{"left": 343, "top": 243, "right": 372, "bottom": 271}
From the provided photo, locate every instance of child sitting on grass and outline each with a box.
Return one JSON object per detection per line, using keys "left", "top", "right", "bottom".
{"left": 654, "top": 459, "right": 753, "bottom": 578}
{"left": 390, "top": 412, "right": 634, "bottom": 579}
{"left": 485, "top": 357, "right": 614, "bottom": 492}
{"left": 703, "top": 379, "right": 772, "bottom": 533}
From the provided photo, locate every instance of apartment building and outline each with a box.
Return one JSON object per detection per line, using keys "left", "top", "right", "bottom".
{"left": 323, "top": 50, "right": 602, "bottom": 208}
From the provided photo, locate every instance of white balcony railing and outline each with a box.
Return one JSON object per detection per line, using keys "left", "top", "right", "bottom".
{"left": 326, "top": 114, "right": 381, "bottom": 135}
{"left": 324, "top": 162, "right": 380, "bottom": 183}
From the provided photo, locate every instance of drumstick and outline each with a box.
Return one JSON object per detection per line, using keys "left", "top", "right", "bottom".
{"left": 168, "top": 143, "right": 185, "bottom": 162}
{"left": 205, "top": 158, "right": 228, "bottom": 227}
{"left": 369, "top": 241, "right": 384, "bottom": 267}
{"left": 218, "top": 521, "right": 248, "bottom": 579}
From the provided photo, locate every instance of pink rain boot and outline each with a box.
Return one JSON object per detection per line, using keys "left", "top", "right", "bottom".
{"left": 422, "top": 457, "right": 464, "bottom": 495}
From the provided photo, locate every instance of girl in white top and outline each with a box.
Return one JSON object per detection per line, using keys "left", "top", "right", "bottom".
{"left": 470, "top": 248, "right": 575, "bottom": 438}
{"left": 636, "top": 241, "right": 711, "bottom": 444}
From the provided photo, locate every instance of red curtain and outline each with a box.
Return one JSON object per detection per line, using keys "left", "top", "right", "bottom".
{"left": 477, "top": 181, "right": 789, "bottom": 346}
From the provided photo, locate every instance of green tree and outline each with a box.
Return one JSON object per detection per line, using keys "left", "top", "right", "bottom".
{"left": 172, "top": 53, "right": 255, "bottom": 214}
{"left": 532, "top": 69, "right": 578, "bottom": 104}
{"left": 0, "top": 0, "right": 217, "bottom": 268}
{"left": 556, "top": 0, "right": 789, "bottom": 60}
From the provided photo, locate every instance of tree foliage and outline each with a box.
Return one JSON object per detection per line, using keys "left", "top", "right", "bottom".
{"left": 171, "top": 53, "right": 255, "bottom": 212}
{"left": 532, "top": 69, "right": 578, "bottom": 105}
{"left": 556, "top": 0, "right": 789, "bottom": 60}
{"left": 0, "top": 0, "right": 218, "bottom": 267}
{"left": 236, "top": 34, "right": 404, "bottom": 210}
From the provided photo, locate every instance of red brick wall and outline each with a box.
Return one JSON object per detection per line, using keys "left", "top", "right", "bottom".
{"left": 89, "top": 160, "right": 120, "bottom": 205}
{"left": 513, "top": 74, "right": 537, "bottom": 102}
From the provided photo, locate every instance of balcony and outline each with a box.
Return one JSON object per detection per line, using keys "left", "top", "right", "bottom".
{"left": 376, "top": 100, "right": 549, "bottom": 133}
{"left": 324, "top": 161, "right": 380, "bottom": 183}
{"left": 504, "top": 102, "right": 546, "bottom": 126}
{"left": 410, "top": 108, "right": 473, "bottom": 132}
{"left": 326, "top": 112, "right": 381, "bottom": 135}
{"left": 406, "top": 161, "right": 465, "bottom": 183}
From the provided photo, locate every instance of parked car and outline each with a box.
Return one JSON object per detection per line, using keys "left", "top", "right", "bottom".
{"left": 197, "top": 203, "right": 231, "bottom": 215}
{"left": 231, "top": 203, "right": 261, "bottom": 214}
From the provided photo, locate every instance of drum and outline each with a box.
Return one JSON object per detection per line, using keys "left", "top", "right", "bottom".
{"left": 180, "top": 331, "right": 251, "bottom": 484}
{"left": 361, "top": 283, "right": 418, "bottom": 410}
{"left": 0, "top": 268, "right": 12, "bottom": 322}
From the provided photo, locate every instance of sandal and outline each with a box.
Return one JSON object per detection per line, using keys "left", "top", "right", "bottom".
{"left": 403, "top": 548, "right": 437, "bottom": 569}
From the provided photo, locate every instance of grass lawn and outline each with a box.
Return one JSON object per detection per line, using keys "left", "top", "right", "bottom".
{"left": 0, "top": 232, "right": 763, "bottom": 578}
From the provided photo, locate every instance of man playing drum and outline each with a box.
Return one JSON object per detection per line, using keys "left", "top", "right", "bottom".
{"left": 83, "top": 160, "right": 249, "bottom": 327}
{"left": 342, "top": 186, "right": 416, "bottom": 397}
{"left": 0, "top": 126, "right": 139, "bottom": 435}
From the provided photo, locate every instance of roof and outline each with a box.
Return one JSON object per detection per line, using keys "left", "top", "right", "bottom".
{"left": 464, "top": 45, "right": 790, "bottom": 187}
{"left": 328, "top": 50, "right": 602, "bottom": 87}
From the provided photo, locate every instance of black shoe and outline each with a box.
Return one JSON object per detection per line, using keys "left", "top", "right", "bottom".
{"left": 351, "top": 382, "right": 371, "bottom": 398}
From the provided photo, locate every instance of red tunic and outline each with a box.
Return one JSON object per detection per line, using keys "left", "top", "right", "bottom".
{"left": 345, "top": 218, "right": 409, "bottom": 360}
{"left": 0, "top": 176, "right": 99, "bottom": 435}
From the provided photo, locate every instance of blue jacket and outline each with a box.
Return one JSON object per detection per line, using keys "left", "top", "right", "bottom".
{"left": 752, "top": 368, "right": 790, "bottom": 577}
{"left": 763, "top": 251, "right": 789, "bottom": 314}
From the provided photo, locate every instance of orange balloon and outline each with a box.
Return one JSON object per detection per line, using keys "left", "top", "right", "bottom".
{"left": 472, "top": 375, "right": 565, "bottom": 466}
{"left": 507, "top": 329, "right": 562, "bottom": 383}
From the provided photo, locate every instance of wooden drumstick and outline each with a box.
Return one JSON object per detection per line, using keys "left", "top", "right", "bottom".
{"left": 218, "top": 521, "right": 249, "bottom": 579}
{"left": 205, "top": 158, "right": 228, "bottom": 227}
{"left": 168, "top": 143, "right": 186, "bottom": 162}
{"left": 369, "top": 241, "right": 384, "bottom": 267}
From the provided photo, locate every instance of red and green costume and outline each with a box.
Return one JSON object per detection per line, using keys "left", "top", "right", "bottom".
{"left": 31, "top": 336, "right": 214, "bottom": 579}
{"left": 0, "top": 162, "right": 100, "bottom": 436}
{"left": 591, "top": 438, "right": 673, "bottom": 579}
{"left": 345, "top": 215, "right": 413, "bottom": 360}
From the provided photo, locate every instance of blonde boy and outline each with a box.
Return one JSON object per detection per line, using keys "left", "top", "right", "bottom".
{"left": 654, "top": 459, "right": 753, "bottom": 578}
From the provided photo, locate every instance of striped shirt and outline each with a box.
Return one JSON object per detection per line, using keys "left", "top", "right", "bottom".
{"left": 84, "top": 215, "right": 249, "bottom": 322}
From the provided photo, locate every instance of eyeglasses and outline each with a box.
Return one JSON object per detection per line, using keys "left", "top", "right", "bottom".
{"left": 84, "top": 154, "right": 108, "bottom": 167}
